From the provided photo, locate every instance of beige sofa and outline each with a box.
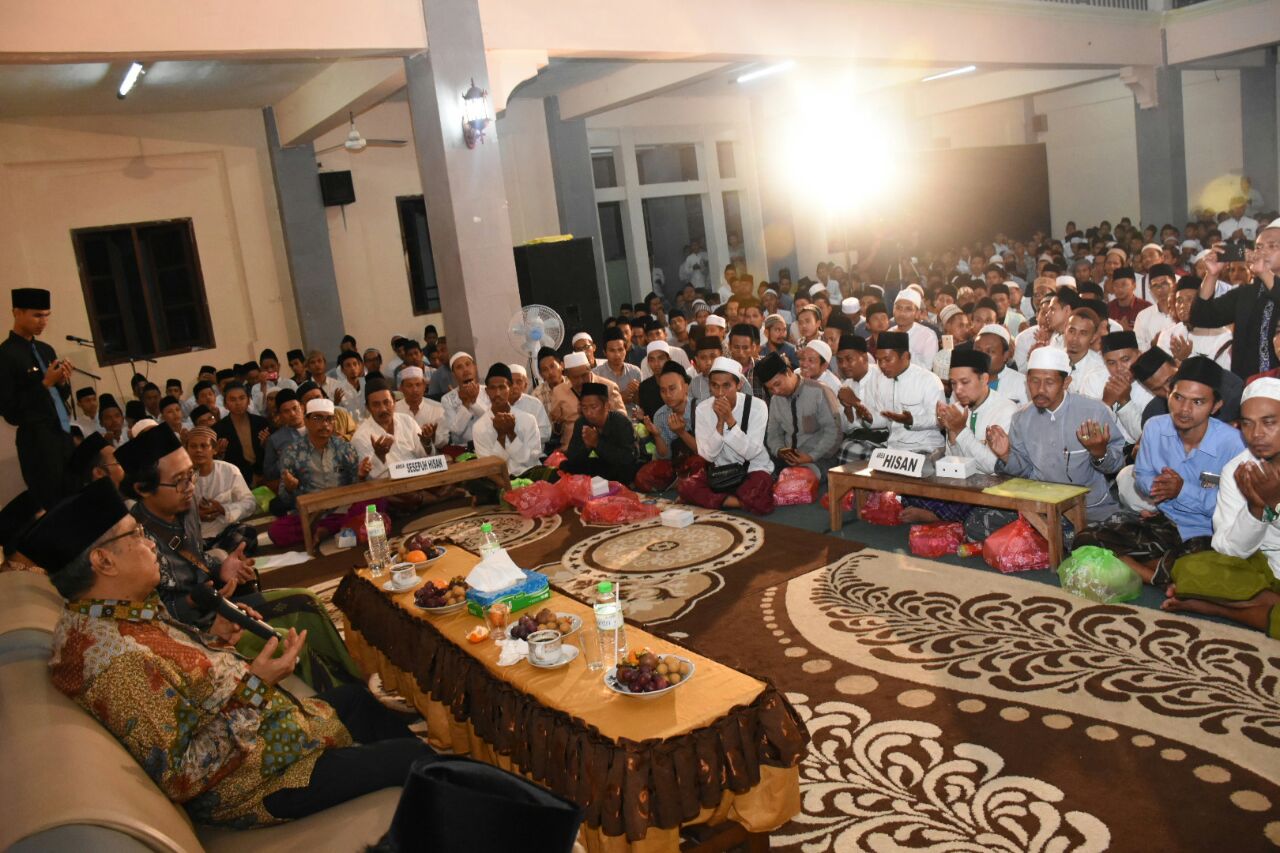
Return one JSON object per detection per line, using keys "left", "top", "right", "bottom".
{"left": 0, "top": 571, "right": 401, "bottom": 852}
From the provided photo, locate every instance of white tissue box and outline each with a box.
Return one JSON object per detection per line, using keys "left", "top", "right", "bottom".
{"left": 935, "top": 456, "right": 978, "bottom": 479}
{"left": 590, "top": 476, "right": 611, "bottom": 497}
{"left": 661, "top": 508, "right": 695, "bottom": 528}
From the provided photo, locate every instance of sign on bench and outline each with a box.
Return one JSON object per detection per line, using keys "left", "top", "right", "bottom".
{"left": 390, "top": 454, "right": 449, "bottom": 479}
{"left": 868, "top": 447, "right": 925, "bottom": 478}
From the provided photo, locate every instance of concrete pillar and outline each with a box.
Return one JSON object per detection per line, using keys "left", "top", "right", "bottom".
{"left": 404, "top": 0, "right": 523, "bottom": 367}
{"left": 262, "top": 106, "right": 346, "bottom": 351}
{"left": 749, "top": 95, "right": 798, "bottom": 281}
{"left": 1133, "top": 66, "right": 1188, "bottom": 227}
{"left": 543, "top": 96, "right": 609, "bottom": 310}
{"left": 1240, "top": 49, "right": 1278, "bottom": 215}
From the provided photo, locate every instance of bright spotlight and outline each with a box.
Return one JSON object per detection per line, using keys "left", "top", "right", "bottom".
{"left": 921, "top": 65, "right": 977, "bottom": 83}
{"left": 736, "top": 61, "right": 796, "bottom": 85}
{"left": 117, "top": 62, "right": 145, "bottom": 99}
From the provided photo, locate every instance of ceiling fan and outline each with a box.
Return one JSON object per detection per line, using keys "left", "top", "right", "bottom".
{"left": 316, "top": 112, "right": 408, "bottom": 155}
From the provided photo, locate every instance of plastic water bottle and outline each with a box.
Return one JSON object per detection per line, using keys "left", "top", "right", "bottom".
{"left": 366, "top": 505, "right": 390, "bottom": 577}
{"left": 593, "top": 581, "right": 628, "bottom": 669}
{"left": 478, "top": 522, "right": 503, "bottom": 557}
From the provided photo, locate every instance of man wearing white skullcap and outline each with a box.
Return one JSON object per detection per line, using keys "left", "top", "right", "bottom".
{"left": 1193, "top": 218, "right": 1280, "bottom": 379}
{"left": 549, "top": 350, "right": 626, "bottom": 449}
{"left": 504, "top": 363, "right": 551, "bottom": 443}
{"left": 974, "top": 323, "right": 1027, "bottom": 406}
{"left": 395, "top": 364, "right": 448, "bottom": 446}
{"left": 889, "top": 287, "right": 939, "bottom": 369}
{"left": 440, "top": 351, "right": 490, "bottom": 446}
{"left": 277, "top": 393, "right": 371, "bottom": 508}
{"left": 571, "top": 331, "right": 599, "bottom": 368}
{"left": 967, "top": 344, "right": 1125, "bottom": 544}
{"left": 841, "top": 297, "right": 861, "bottom": 323}
{"left": 1161, "top": 374, "right": 1280, "bottom": 639}
{"left": 677, "top": 356, "right": 775, "bottom": 515}
{"left": 800, "top": 340, "right": 841, "bottom": 396}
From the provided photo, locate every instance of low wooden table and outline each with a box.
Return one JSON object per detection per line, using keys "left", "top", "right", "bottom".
{"left": 827, "top": 461, "right": 1089, "bottom": 568}
{"left": 295, "top": 455, "right": 510, "bottom": 554}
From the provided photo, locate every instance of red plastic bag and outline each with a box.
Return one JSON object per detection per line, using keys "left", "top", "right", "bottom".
{"left": 772, "top": 467, "right": 820, "bottom": 506}
{"left": 820, "top": 490, "right": 857, "bottom": 512}
{"left": 909, "top": 522, "right": 965, "bottom": 558}
{"left": 544, "top": 449, "right": 567, "bottom": 469}
{"left": 504, "top": 481, "right": 569, "bottom": 519}
{"left": 633, "top": 460, "right": 676, "bottom": 493}
{"left": 581, "top": 495, "right": 661, "bottom": 525}
{"left": 982, "top": 516, "right": 1050, "bottom": 573}
{"left": 555, "top": 474, "right": 596, "bottom": 508}
{"left": 860, "top": 491, "right": 902, "bottom": 525}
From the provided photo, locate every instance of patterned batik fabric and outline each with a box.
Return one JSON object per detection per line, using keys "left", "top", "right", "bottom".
{"left": 49, "top": 595, "right": 352, "bottom": 827}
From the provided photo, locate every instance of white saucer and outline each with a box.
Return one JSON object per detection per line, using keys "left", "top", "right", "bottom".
{"left": 529, "top": 644, "right": 581, "bottom": 669}
{"left": 382, "top": 577, "right": 420, "bottom": 593}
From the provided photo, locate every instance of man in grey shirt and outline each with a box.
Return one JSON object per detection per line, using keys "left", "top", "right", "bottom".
{"left": 757, "top": 352, "right": 840, "bottom": 477}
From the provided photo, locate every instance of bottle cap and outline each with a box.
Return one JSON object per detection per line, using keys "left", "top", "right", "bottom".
{"left": 597, "top": 581, "right": 613, "bottom": 593}
{"left": 481, "top": 522, "right": 493, "bottom": 533}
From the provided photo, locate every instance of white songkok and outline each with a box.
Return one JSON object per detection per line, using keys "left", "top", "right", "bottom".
{"left": 805, "top": 340, "right": 832, "bottom": 363}
{"left": 978, "top": 323, "right": 1012, "bottom": 345}
{"left": 398, "top": 366, "right": 424, "bottom": 382}
{"left": 809, "top": 282, "right": 827, "bottom": 297}
{"left": 1056, "top": 275, "right": 1077, "bottom": 290}
{"left": 1027, "top": 347, "right": 1070, "bottom": 373}
{"left": 841, "top": 297, "right": 861, "bottom": 315}
{"left": 306, "top": 398, "right": 335, "bottom": 416}
{"left": 1241, "top": 377, "right": 1280, "bottom": 404}
{"left": 572, "top": 332, "right": 593, "bottom": 345}
{"left": 938, "top": 305, "right": 964, "bottom": 326}
{"left": 508, "top": 364, "right": 527, "bottom": 378}
{"left": 1263, "top": 219, "right": 1280, "bottom": 234}
{"left": 705, "top": 315, "right": 727, "bottom": 329}
{"left": 448, "top": 351, "right": 472, "bottom": 369}
{"left": 130, "top": 419, "right": 157, "bottom": 438}
{"left": 646, "top": 340, "right": 670, "bottom": 355}
{"left": 894, "top": 289, "right": 922, "bottom": 308}
{"left": 1141, "top": 242, "right": 1162, "bottom": 254}
{"left": 563, "top": 352, "right": 590, "bottom": 370}
{"left": 709, "top": 356, "right": 743, "bottom": 380}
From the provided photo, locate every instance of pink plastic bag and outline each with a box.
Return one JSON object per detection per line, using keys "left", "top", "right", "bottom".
{"left": 544, "top": 449, "right": 567, "bottom": 469}
{"left": 556, "top": 473, "right": 628, "bottom": 508}
{"left": 908, "top": 522, "right": 965, "bottom": 558}
{"left": 504, "top": 481, "right": 569, "bottom": 519}
{"left": 982, "top": 517, "right": 1050, "bottom": 572}
{"left": 581, "top": 495, "right": 661, "bottom": 525}
{"left": 860, "top": 491, "right": 902, "bottom": 526}
{"left": 820, "top": 490, "right": 857, "bottom": 512}
{"left": 772, "top": 467, "right": 820, "bottom": 506}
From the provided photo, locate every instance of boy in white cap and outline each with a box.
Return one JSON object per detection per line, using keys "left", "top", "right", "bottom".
{"left": 972, "top": 323, "right": 1027, "bottom": 406}
{"left": 889, "top": 288, "right": 939, "bottom": 368}
{"left": 969, "top": 346, "right": 1125, "bottom": 546}
{"left": 677, "top": 357, "right": 775, "bottom": 514}
{"left": 799, "top": 340, "right": 841, "bottom": 397}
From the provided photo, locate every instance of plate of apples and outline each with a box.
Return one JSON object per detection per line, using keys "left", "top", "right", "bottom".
{"left": 605, "top": 648, "right": 695, "bottom": 698}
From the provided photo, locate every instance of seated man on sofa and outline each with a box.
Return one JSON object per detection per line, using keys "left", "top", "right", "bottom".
{"left": 27, "top": 477, "right": 434, "bottom": 828}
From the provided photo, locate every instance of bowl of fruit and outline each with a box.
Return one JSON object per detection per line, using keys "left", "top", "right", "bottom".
{"left": 506, "top": 612, "right": 541, "bottom": 641}
{"left": 606, "top": 648, "right": 694, "bottom": 698}
{"left": 399, "top": 533, "right": 446, "bottom": 567}
{"left": 532, "top": 607, "right": 582, "bottom": 637}
{"left": 413, "top": 575, "right": 468, "bottom": 614}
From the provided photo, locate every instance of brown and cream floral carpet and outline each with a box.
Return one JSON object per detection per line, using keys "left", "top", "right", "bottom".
{"left": 268, "top": 506, "right": 1280, "bottom": 851}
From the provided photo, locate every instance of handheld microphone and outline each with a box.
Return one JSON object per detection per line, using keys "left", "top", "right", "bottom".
{"left": 190, "top": 584, "right": 280, "bottom": 641}
{"left": 66, "top": 334, "right": 95, "bottom": 345}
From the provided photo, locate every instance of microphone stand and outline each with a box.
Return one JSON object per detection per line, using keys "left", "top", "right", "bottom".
{"left": 63, "top": 336, "right": 103, "bottom": 380}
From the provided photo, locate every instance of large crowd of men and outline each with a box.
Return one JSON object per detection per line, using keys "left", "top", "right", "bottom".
{"left": 2, "top": 200, "right": 1279, "bottom": 831}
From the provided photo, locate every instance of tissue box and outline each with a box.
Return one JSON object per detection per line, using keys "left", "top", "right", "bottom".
{"left": 935, "top": 456, "right": 978, "bottom": 479}
{"left": 660, "top": 508, "right": 695, "bottom": 528}
{"left": 465, "top": 569, "right": 551, "bottom": 618}
{"left": 590, "top": 476, "right": 611, "bottom": 497}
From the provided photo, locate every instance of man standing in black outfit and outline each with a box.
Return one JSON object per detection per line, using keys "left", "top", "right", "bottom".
{"left": 1195, "top": 219, "right": 1280, "bottom": 379}
{"left": 0, "top": 288, "right": 74, "bottom": 505}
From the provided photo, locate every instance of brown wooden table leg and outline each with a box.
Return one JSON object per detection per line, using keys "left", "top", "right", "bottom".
{"left": 1065, "top": 498, "right": 1087, "bottom": 536}
{"left": 829, "top": 476, "right": 847, "bottom": 531}
{"left": 1044, "top": 505, "right": 1063, "bottom": 568}
{"left": 299, "top": 504, "right": 316, "bottom": 556}
{"left": 853, "top": 488, "right": 867, "bottom": 521}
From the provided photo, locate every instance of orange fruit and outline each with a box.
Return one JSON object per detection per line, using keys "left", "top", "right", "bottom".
{"left": 405, "top": 549, "right": 428, "bottom": 562}
{"left": 467, "top": 625, "right": 490, "bottom": 643}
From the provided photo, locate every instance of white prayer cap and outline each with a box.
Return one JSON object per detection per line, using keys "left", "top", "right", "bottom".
{"left": 306, "top": 398, "right": 335, "bottom": 416}
{"left": 1192, "top": 249, "right": 1211, "bottom": 264}
{"left": 764, "top": 313, "right": 788, "bottom": 328}
{"left": 508, "top": 363, "right": 527, "bottom": 378}
{"left": 130, "top": 419, "right": 157, "bottom": 438}
{"left": 808, "top": 282, "right": 827, "bottom": 297}
{"left": 572, "top": 332, "right": 593, "bottom": 345}
{"left": 709, "top": 356, "right": 743, "bottom": 380}
{"left": 1027, "top": 347, "right": 1070, "bottom": 374}
{"left": 1141, "top": 242, "right": 1163, "bottom": 254}
{"left": 705, "top": 315, "right": 727, "bottom": 329}
{"left": 1056, "top": 275, "right": 1077, "bottom": 290}
{"left": 841, "top": 297, "right": 861, "bottom": 315}
{"left": 448, "top": 351, "right": 472, "bottom": 369}
{"left": 938, "top": 304, "right": 964, "bottom": 326}
{"left": 646, "top": 340, "right": 670, "bottom": 355}
{"left": 563, "top": 352, "right": 590, "bottom": 370}
{"left": 907, "top": 283, "right": 926, "bottom": 295}
{"left": 1180, "top": 239, "right": 1200, "bottom": 250}
{"left": 977, "top": 323, "right": 1012, "bottom": 345}
{"left": 764, "top": 288, "right": 779, "bottom": 297}
{"left": 1263, "top": 219, "right": 1280, "bottom": 234}
{"left": 398, "top": 366, "right": 424, "bottom": 382}
{"left": 894, "top": 288, "right": 922, "bottom": 308}
{"left": 988, "top": 254, "right": 1004, "bottom": 265}
{"left": 1242, "top": 377, "right": 1280, "bottom": 404}
{"left": 1038, "top": 253, "right": 1054, "bottom": 262}
{"left": 805, "top": 340, "right": 832, "bottom": 363}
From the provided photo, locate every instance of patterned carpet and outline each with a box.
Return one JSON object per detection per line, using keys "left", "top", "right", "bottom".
{"left": 285, "top": 508, "right": 1280, "bottom": 850}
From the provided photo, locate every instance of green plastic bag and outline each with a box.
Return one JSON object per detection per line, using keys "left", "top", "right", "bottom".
{"left": 1057, "top": 545, "right": 1141, "bottom": 604}
{"left": 251, "top": 485, "right": 276, "bottom": 515}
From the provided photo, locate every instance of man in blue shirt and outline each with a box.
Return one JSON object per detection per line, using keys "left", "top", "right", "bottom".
{"left": 1074, "top": 356, "right": 1243, "bottom": 583}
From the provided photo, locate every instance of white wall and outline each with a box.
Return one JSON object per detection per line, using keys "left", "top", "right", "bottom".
{"left": 0, "top": 109, "right": 297, "bottom": 504}
{"left": 923, "top": 98, "right": 1028, "bottom": 149}
{"left": 1033, "top": 77, "right": 1140, "bottom": 236}
{"left": 1181, "top": 68, "right": 1244, "bottom": 217}
{"left": 495, "top": 98, "right": 561, "bottom": 243}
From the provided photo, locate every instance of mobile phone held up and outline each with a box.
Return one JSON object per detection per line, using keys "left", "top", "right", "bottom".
{"left": 1219, "top": 242, "right": 1247, "bottom": 263}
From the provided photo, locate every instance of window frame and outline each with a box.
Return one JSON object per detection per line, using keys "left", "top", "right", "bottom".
{"left": 395, "top": 194, "right": 442, "bottom": 316}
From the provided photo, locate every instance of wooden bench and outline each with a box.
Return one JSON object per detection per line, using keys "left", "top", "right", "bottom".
{"left": 827, "top": 461, "right": 1089, "bottom": 568}
{"left": 295, "top": 455, "right": 510, "bottom": 555}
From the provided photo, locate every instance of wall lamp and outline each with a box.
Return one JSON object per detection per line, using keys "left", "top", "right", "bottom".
{"left": 462, "top": 79, "right": 493, "bottom": 148}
